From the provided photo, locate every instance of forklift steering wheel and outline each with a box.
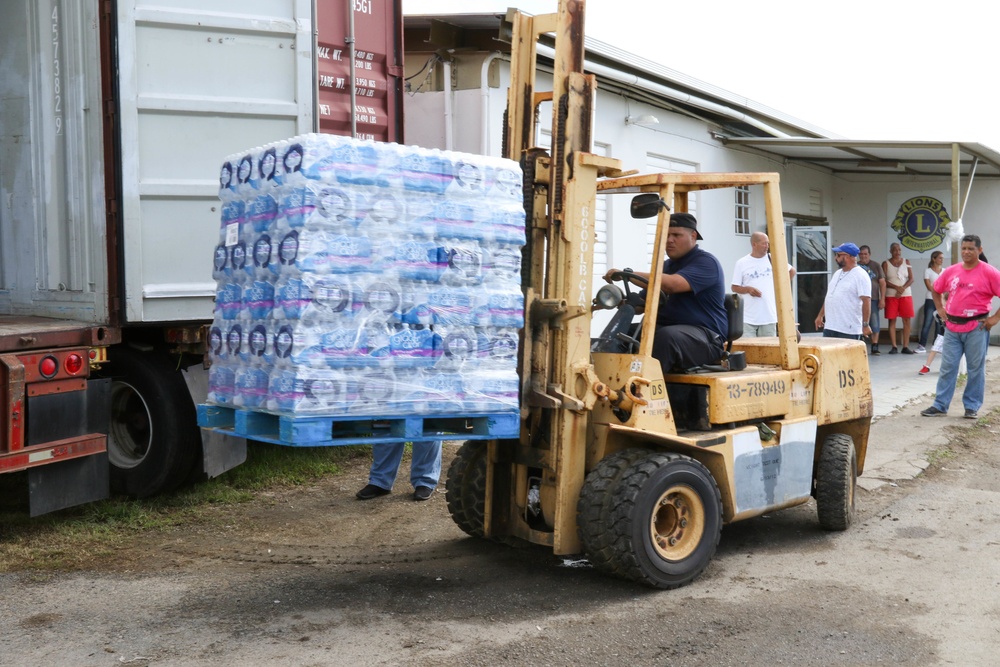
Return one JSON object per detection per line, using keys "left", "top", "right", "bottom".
{"left": 608, "top": 270, "right": 668, "bottom": 311}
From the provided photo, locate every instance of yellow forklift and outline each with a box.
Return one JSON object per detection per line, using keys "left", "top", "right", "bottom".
{"left": 445, "top": 0, "right": 872, "bottom": 588}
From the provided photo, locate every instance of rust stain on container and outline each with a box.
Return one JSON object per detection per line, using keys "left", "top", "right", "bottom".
{"left": 316, "top": 1, "right": 404, "bottom": 142}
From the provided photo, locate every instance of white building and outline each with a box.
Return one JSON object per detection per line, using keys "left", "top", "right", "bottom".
{"left": 402, "top": 12, "right": 1000, "bottom": 335}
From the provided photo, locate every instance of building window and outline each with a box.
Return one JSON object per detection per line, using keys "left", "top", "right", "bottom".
{"left": 735, "top": 185, "right": 751, "bottom": 235}
{"left": 809, "top": 188, "right": 823, "bottom": 217}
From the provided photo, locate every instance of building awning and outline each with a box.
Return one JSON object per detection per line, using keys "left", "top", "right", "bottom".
{"left": 722, "top": 138, "right": 1000, "bottom": 181}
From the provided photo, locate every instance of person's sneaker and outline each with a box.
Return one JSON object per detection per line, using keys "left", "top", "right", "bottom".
{"left": 918, "top": 365, "right": 930, "bottom": 375}
{"left": 413, "top": 486, "right": 434, "bottom": 501}
{"left": 871, "top": 345, "right": 881, "bottom": 355}
{"left": 888, "top": 346, "right": 898, "bottom": 354}
{"left": 914, "top": 344, "right": 926, "bottom": 353}
{"left": 921, "top": 406, "right": 946, "bottom": 417}
{"left": 964, "top": 409, "right": 979, "bottom": 420}
{"left": 901, "top": 347, "right": 914, "bottom": 354}
{"left": 356, "top": 484, "right": 391, "bottom": 500}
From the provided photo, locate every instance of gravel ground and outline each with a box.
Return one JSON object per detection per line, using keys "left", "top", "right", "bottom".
{"left": 2, "top": 384, "right": 1000, "bottom": 666}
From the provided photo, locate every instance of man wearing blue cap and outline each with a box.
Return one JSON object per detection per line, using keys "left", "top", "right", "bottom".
{"left": 813, "top": 242, "right": 872, "bottom": 341}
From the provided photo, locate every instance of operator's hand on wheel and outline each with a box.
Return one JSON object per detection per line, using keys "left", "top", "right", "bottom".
{"left": 604, "top": 268, "right": 637, "bottom": 285}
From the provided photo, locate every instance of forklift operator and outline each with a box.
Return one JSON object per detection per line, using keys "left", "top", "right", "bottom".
{"left": 605, "top": 212, "right": 728, "bottom": 375}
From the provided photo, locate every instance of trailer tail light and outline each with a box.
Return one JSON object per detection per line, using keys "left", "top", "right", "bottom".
{"left": 64, "top": 353, "right": 84, "bottom": 375}
{"left": 39, "top": 356, "right": 58, "bottom": 379}
{"left": 18, "top": 349, "right": 93, "bottom": 384}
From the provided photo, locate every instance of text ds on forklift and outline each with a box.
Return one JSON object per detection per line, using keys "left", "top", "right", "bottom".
{"left": 443, "top": 0, "right": 873, "bottom": 589}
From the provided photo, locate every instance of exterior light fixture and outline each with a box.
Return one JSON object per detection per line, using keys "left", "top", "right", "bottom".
{"left": 625, "top": 114, "right": 659, "bottom": 127}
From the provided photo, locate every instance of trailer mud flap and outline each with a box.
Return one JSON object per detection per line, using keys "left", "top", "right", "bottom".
{"left": 28, "top": 451, "right": 110, "bottom": 517}
{"left": 202, "top": 430, "right": 246, "bottom": 478}
{"left": 185, "top": 365, "right": 246, "bottom": 477}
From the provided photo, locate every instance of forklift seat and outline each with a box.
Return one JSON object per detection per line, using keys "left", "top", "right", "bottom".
{"left": 724, "top": 293, "right": 743, "bottom": 353}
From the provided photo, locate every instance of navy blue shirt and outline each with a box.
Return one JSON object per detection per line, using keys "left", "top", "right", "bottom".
{"left": 656, "top": 245, "right": 728, "bottom": 338}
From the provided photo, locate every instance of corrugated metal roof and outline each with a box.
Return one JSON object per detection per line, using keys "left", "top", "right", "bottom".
{"left": 405, "top": 12, "right": 1000, "bottom": 180}
{"left": 579, "top": 35, "right": 839, "bottom": 140}
{"left": 723, "top": 138, "right": 1000, "bottom": 180}
{"left": 404, "top": 11, "right": 839, "bottom": 139}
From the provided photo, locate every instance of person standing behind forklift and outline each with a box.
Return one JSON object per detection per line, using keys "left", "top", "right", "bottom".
{"left": 916, "top": 250, "right": 945, "bottom": 354}
{"left": 605, "top": 213, "right": 727, "bottom": 375}
{"left": 857, "top": 245, "right": 886, "bottom": 354}
{"left": 731, "top": 231, "right": 796, "bottom": 337}
{"left": 882, "top": 242, "right": 915, "bottom": 354}
{"left": 921, "top": 235, "right": 1000, "bottom": 420}
{"left": 356, "top": 441, "right": 442, "bottom": 501}
{"left": 814, "top": 242, "right": 872, "bottom": 340}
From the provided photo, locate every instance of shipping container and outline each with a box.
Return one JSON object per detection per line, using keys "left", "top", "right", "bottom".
{"left": 0, "top": 0, "right": 321, "bottom": 514}
{"left": 316, "top": 0, "right": 404, "bottom": 142}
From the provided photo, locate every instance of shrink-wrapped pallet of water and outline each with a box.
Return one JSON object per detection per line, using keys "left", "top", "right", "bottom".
{"left": 210, "top": 134, "right": 525, "bottom": 417}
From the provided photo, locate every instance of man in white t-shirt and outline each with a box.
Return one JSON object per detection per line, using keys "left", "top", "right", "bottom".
{"left": 813, "top": 242, "right": 872, "bottom": 341}
{"left": 731, "top": 232, "right": 796, "bottom": 336}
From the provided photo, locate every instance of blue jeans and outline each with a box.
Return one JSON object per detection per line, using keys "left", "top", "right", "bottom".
{"left": 368, "top": 441, "right": 442, "bottom": 490}
{"left": 931, "top": 324, "right": 990, "bottom": 412}
{"left": 918, "top": 298, "right": 936, "bottom": 346}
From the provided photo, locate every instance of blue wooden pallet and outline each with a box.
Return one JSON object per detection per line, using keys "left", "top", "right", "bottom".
{"left": 197, "top": 403, "right": 520, "bottom": 447}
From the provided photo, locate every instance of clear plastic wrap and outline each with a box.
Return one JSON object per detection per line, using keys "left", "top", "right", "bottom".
{"left": 210, "top": 135, "right": 525, "bottom": 416}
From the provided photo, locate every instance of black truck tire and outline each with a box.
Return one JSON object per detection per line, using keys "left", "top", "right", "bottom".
{"left": 99, "top": 346, "right": 200, "bottom": 498}
{"left": 609, "top": 452, "right": 723, "bottom": 589}
{"left": 816, "top": 433, "right": 857, "bottom": 531}
{"left": 445, "top": 440, "right": 488, "bottom": 538}
{"left": 577, "top": 448, "right": 650, "bottom": 575}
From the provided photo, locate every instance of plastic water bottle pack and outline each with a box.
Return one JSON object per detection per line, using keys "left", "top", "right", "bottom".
{"left": 208, "top": 134, "right": 525, "bottom": 416}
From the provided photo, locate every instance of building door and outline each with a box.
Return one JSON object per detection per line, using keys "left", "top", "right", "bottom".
{"left": 793, "top": 226, "right": 831, "bottom": 334}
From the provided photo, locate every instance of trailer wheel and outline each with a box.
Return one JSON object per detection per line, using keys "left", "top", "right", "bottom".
{"left": 100, "top": 346, "right": 199, "bottom": 498}
{"left": 445, "top": 441, "right": 488, "bottom": 537}
{"left": 577, "top": 448, "right": 650, "bottom": 575}
{"left": 609, "top": 452, "right": 722, "bottom": 589}
{"left": 816, "top": 433, "right": 857, "bottom": 531}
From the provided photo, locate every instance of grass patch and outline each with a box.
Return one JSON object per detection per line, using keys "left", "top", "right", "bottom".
{"left": 925, "top": 446, "right": 956, "bottom": 467}
{"left": 0, "top": 442, "right": 368, "bottom": 572}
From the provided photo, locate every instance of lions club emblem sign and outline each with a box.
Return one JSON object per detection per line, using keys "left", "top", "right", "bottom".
{"left": 891, "top": 196, "right": 950, "bottom": 252}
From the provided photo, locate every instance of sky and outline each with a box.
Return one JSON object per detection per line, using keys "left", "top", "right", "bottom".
{"left": 405, "top": 0, "right": 1000, "bottom": 150}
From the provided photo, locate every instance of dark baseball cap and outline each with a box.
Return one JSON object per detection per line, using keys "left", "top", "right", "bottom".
{"left": 670, "top": 212, "right": 703, "bottom": 240}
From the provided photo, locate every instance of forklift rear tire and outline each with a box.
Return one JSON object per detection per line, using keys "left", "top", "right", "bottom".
{"left": 577, "top": 448, "right": 651, "bottom": 575}
{"left": 100, "top": 346, "right": 200, "bottom": 498}
{"left": 445, "top": 441, "right": 488, "bottom": 538}
{"left": 610, "top": 452, "right": 722, "bottom": 589}
{"left": 816, "top": 433, "right": 857, "bottom": 531}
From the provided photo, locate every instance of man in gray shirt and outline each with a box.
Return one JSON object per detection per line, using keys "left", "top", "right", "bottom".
{"left": 858, "top": 245, "right": 886, "bottom": 354}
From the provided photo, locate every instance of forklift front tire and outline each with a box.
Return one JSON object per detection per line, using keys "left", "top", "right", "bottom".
{"left": 610, "top": 452, "right": 723, "bottom": 589}
{"left": 445, "top": 441, "right": 488, "bottom": 538}
{"left": 577, "top": 448, "right": 651, "bottom": 575}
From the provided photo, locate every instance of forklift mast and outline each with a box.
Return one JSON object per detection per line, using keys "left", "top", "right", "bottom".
{"left": 496, "top": 0, "right": 628, "bottom": 553}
